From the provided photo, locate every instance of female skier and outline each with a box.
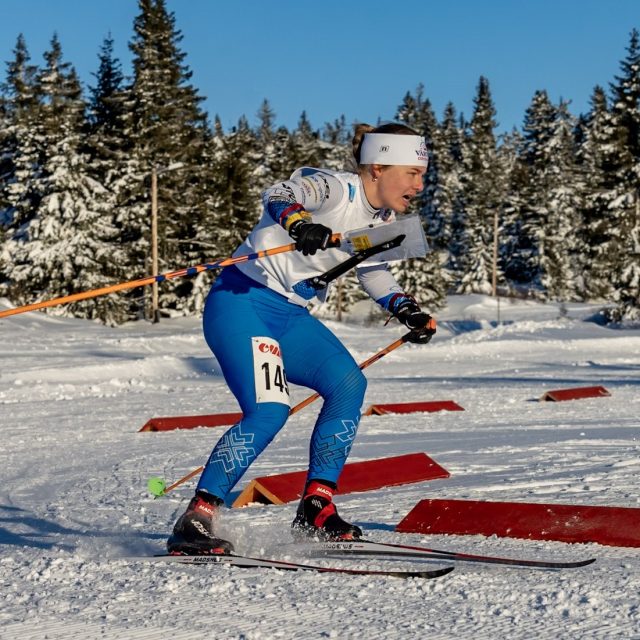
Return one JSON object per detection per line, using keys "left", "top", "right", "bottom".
{"left": 168, "top": 122, "right": 436, "bottom": 555}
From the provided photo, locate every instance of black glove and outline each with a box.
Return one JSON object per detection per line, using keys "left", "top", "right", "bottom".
{"left": 395, "top": 298, "right": 437, "bottom": 344}
{"left": 289, "top": 220, "right": 336, "bottom": 256}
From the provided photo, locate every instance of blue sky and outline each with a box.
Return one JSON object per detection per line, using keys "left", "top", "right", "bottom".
{"left": 1, "top": 0, "right": 638, "bottom": 134}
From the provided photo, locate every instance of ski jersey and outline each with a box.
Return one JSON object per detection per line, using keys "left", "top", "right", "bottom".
{"left": 233, "top": 167, "right": 406, "bottom": 309}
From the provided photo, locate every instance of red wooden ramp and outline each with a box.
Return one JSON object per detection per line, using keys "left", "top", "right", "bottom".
{"left": 540, "top": 385, "right": 610, "bottom": 402}
{"left": 139, "top": 400, "right": 465, "bottom": 431}
{"left": 232, "top": 452, "right": 450, "bottom": 508}
{"left": 139, "top": 412, "right": 242, "bottom": 432}
{"left": 363, "top": 401, "right": 464, "bottom": 416}
{"left": 395, "top": 498, "right": 640, "bottom": 547}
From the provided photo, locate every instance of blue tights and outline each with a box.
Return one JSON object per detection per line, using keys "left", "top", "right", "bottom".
{"left": 196, "top": 266, "right": 367, "bottom": 500}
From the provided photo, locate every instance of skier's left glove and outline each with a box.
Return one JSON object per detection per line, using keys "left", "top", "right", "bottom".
{"left": 394, "top": 297, "right": 437, "bottom": 344}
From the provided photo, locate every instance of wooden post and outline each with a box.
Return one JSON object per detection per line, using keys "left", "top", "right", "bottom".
{"left": 151, "top": 167, "right": 159, "bottom": 324}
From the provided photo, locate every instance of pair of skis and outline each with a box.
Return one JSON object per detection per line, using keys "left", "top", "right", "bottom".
{"left": 142, "top": 551, "right": 453, "bottom": 580}
{"left": 140, "top": 537, "right": 596, "bottom": 580}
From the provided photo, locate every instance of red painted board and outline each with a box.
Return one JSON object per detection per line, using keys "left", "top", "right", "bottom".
{"left": 364, "top": 401, "right": 464, "bottom": 416}
{"left": 139, "top": 412, "right": 242, "bottom": 432}
{"left": 233, "top": 452, "right": 450, "bottom": 507}
{"left": 540, "top": 386, "right": 610, "bottom": 402}
{"left": 395, "top": 498, "right": 640, "bottom": 547}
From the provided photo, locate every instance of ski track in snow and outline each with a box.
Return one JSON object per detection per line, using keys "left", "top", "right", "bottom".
{"left": 1, "top": 295, "right": 639, "bottom": 639}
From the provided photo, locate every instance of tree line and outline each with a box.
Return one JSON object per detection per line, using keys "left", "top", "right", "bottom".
{"left": 1, "top": 0, "right": 638, "bottom": 325}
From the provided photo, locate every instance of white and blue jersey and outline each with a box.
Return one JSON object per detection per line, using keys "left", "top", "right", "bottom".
{"left": 234, "top": 168, "right": 410, "bottom": 311}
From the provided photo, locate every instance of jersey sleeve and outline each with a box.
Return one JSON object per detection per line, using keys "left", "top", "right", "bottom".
{"left": 356, "top": 263, "right": 418, "bottom": 313}
{"left": 262, "top": 170, "right": 345, "bottom": 232}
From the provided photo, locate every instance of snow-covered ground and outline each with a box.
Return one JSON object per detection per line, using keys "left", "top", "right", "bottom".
{"left": 1, "top": 294, "right": 639, "bottom": 639}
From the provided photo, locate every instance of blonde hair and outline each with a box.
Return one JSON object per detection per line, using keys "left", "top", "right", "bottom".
{"left": 352, "top": 122, "right": 420, "bottom": 166}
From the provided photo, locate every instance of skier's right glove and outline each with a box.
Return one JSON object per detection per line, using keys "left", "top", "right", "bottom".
{"left": 288, "top": 219, "right": 337, "bottom": 256}
{"left": 394, "top": 297, "right": 437, "bottom": 344}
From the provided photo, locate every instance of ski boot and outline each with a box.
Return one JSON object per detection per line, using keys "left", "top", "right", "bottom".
{"left": 167, "top": 490, "right": 234, "bottom": 555}
{"left": 291, "top": 480, "right": 362, "bottom": 541}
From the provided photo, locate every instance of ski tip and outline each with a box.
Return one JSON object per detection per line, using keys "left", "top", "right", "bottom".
{"left": 571, "top": 558, "right": 597, "bottom": 568}
{"left": 406, "top": 566, "right": 455, "bottom": 579}
{"left": 427, "top": 565, "right": 455, "bottom": 578}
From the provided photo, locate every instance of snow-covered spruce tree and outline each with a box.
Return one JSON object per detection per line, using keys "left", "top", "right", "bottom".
{"left": 457, "top": 76, "right": 505, "bottom": 296}
{"left": 509, "top": 91, "right": 555, "bottom": 290}
{"left": 497, "top": 128, "right": 529, "bottom": 292}
{"left": 128, "top": 0, "right": 214, "bottom": 318}
{"left": 3, "top": 35, "right": 116, "bottom": 318}
{"left": 435, "top": 102, "right": 466, "bottom": 288}
{"left": 0, "top": 94, "right": 9, "bottom": 273}
{"left": 84, "top": 34, "right": 140, "bottom": 323}
{"left": 254, "top": 98, "right": 278, "bottom": 187}
{"left": 606, "top": 29, "right": 640, "bottom": 322}
{"left": 320, "top": 115, "right": 352, "bottom": 172}
{"left": 0, "top": 35, "right": 42, "bottom": 297}
{"left": 206, "top": 115, "right": 263, "bottom": 260}
{"left": 576, "top": 86, "right": 621, "bottom": 301}
{"left": 393, "top": 85, "right": 448, "bottom": 309}
{"left": 540, "top": 100, "right": 583, "bottom": 301}
{"left": 291, "top": 111, "right": 320, "bottom": 167}
{"left": 267, "top": 125, "right": 298, "bottom": 184}
{"left": 515, "top": 91, "right": 583, "bottom": 300}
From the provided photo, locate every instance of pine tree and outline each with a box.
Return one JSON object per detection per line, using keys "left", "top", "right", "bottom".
{"left": 431, "top": 102, "right": 465, "bottom": 291}
{"left": 207, "top": 115, "right": 262, "bottom": 259}
{"left": 457, "top": 76, "right": 504, "bottom": 295}
{"left": 256, "top": 98, "right": 275, "bottom": 146}
{"left": 515, "top": 90, "right": 582, "bottom": 299}
{"left": 291, "top": 111, "right": 323, "bottom": 167}
{"left": 254, "top": 98, "right": 277, "bottom": 186}
{"left": 85, "top": 34, "right": 140, "bottom": 323}
{"left": 576, "top": 86, "right": 620, "bottom": 300}
{"left": 128, "top": 0, "right": 213, "bottom": 318}
{"left": 539, "top": 100, "right": 582, "bottom": 300}
{"left": 321, "top": 115, "right": 352, "bottom": 172}
{"left": 3, "top": 35, "right": 116, "bottom": 318}
{"left": 498, "top": 128, "right": 529, "bottom": 292}
{"left": 267, "top": 125, "right": 297, "bottom": 183}
{"left": 607, "top": 29, "right": 640, "bottom": 321}
{"left": 0, "top": 93, "right": 9, "bottom": 259}
{"left": 0, "top": 35, "right": 42, "bottom": 297}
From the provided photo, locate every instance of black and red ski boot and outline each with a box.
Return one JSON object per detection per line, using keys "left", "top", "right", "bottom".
{"left": 167, "top": 491, "right": 234, "bottom": 555}
{"left": 291, "top": 480, "right": 362, "bottom": 541}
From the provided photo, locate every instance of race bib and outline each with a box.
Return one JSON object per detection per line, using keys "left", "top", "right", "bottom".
{"left": 252, "top": 337, "right": 290, "bottom": 405}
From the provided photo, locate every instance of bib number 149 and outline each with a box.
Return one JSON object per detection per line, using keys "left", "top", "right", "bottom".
{"left": 252, "top": 337, "right": 290, "bottom": 405}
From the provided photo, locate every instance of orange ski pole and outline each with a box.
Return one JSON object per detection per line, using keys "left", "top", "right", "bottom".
{"left": 0, "top": 235, "right": 339, "bottom": 320}
{"left": 150, "top": 331, "right": 412, "bottom": 498}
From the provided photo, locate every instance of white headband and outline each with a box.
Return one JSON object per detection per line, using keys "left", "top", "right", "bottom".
{"left": 360, "top": 133, "right": 428, "bottom": 167}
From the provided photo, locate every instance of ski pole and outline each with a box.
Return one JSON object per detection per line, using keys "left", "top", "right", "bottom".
{"left": 148, "top": 331, "right": 413, "bottom": 498}
{"left": 0, "top": 235, "right": 341, "bottom": 320}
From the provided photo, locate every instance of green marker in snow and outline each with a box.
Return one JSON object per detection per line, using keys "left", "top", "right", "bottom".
{"left": 147, "top": 476, "right": 167, "bottom": 497}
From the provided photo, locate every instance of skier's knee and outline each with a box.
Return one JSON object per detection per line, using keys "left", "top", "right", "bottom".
{"left": 324, "top": 364, "right": 367, "bottom": 410}
{"left": 243, "top": 401, "right": 290, "bottom": 435}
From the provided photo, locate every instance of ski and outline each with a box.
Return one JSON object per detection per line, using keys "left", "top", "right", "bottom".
{"left": 133, "top": 552, "right": 454, "bottom": 579}
{"left": 306, "top": 539, "right": 596, "bottom": 570}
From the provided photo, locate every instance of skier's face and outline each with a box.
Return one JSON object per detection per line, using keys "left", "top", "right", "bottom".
{"left": 375, "top": 165, "right": 426, "bottom": 212}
